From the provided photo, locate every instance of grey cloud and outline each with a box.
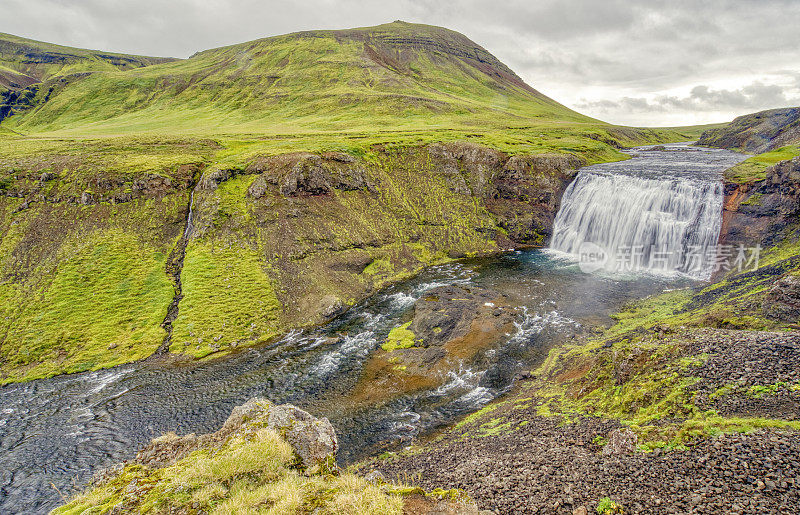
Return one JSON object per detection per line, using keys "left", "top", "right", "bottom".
{"left": 579, "top": 81, "right": 798, "bottom": 114}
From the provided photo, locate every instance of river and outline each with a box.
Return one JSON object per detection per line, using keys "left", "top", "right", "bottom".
{"left": 0, "top": 143, "right": 746, "bottom": 513}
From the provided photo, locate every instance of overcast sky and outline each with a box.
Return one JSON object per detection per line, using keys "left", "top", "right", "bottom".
{"left": 4, "top": 0, "right": 800, "bottom": 126}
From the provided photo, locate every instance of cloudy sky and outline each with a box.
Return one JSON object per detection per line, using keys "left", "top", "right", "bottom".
{"left": 4, "top": 0, "right": 800, "bottom": 126}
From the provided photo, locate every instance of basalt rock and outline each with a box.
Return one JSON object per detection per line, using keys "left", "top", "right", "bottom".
{"left": 719, "top": 157, "right": 800, "bottom": 248}
{"left": 427, "top": 142, "right": 584, "bottom": 244}
{"left": 245, "top": 152, "right": 374, "bottom": 197}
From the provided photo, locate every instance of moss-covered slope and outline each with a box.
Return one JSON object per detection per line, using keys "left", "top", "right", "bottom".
{"left": 697, "top": 107, "right": 800, "bottom": 154}
{"left": 0, "top": 137, "right": 215, "bottom": 382}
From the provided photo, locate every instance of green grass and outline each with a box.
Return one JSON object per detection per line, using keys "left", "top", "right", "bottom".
{"left": 0, "top": 229, "right": 174, "bottom": 383}
{"left": 725, "top": 144, "right": 800, "bottom": 183}
{"left": 596, "top": 497, "right": 624, "bottom": 515}
{"left": 54, "top": 427, "right": 404, "bottom": 515}
{"left": 171, "top": 240, "right": 283, "bottom": 359}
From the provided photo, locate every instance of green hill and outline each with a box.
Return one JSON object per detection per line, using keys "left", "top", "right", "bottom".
{"left": 5, "top": 21, "right": 596, "bottom": 136}
{"left": 0, "top": 32, "right": 177, "bottom": 120}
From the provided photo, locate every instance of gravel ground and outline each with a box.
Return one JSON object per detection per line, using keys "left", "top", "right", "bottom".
{"left": 372, "top": 329, "right": 800, "bottom": 514}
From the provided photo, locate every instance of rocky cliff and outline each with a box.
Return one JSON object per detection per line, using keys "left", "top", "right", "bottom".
{"left": 719, "top": 156, "right": 800, "bottom": 249}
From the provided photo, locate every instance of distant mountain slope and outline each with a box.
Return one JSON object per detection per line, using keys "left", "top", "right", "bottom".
{"left": 697, "top": 107, "right": 800, "bottom": 153}
{"left": 0, "top": 32, "right": 177, "bottom": 120}
{"left": 4, "top": 21, "right": 598, "bottom": 135}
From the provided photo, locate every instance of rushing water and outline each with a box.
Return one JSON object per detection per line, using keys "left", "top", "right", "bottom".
{"left": 0, "top": 143, "right": 746, "bottom": 514}
{"left": 549, "top": 143, "right": 747, "bottom": 279}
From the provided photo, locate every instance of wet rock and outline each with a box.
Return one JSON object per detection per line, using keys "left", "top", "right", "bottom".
{"left": 350, "top": 285, "right": 518, "bottom": 405}
{"left": 601, "top": 428, "right": 638, "bottom": 456}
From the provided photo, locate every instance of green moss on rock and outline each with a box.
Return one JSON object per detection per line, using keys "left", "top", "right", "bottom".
{"left": 381, "top": 322, "right": 419, "bottom": 352}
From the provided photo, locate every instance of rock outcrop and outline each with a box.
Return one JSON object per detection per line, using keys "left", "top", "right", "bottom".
{"left": 719, "top": 156, "right": 800, "bottom": 249}
{"left": 351, "top": 284, "right": 518, "bottom": 406}
{"left": 57, "top": 399, "right": 414, "bottom": 514}
{"left": 698, "top": 107, "right": 800, "bottom": 153}
{"left": 134, "top": 398, "right": 338, "bottom": 472}
{"left": 763, "top": 273, "right": 800, "bottom": 322}
{"left": 427, "top": 142, "right": 584, "bottom": 244}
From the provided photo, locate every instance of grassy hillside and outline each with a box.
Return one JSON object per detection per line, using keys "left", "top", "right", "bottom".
{"left": 0, "top": 32, "right": 177, "bottom": 121}
{"left": 697, "top": 107, "right": 800, "bottom": 154}
{"left": 5, "top": 21, "right": 598, "bottom": 136}
{"left": 0, "top": 32, "right": 175, "bottom": 87}
{"left": 725, "top": 144, "right": 800, "bottom": 183}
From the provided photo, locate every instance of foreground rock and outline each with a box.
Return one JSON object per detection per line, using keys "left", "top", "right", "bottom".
{"left": 375, "top": 416, "right": 800, "bottom": 514}
{"left": 56, "top": 399, "right": 482, "bottom": 514}
{"left": 134, "top": 398, "right": 338, "bottom": 473}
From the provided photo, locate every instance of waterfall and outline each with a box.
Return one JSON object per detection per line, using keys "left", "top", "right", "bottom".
{"left": 184, "top": 188, "right": 195, "bottom": 238}
{"left": 548, "top": 171, "right": 723, "bottom": 279}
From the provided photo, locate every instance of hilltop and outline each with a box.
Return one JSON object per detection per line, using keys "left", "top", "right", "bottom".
{"left": 697, "top": 106, "right": 800, "bottom": 154}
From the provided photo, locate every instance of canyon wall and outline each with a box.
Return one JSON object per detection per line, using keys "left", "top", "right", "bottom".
{"left": 0, "top": 142, "right": 582, "bottom": 382}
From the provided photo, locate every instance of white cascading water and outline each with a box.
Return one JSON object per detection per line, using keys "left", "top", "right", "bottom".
{"left": 549, "top": 171, "right": 723, "bottom": 279}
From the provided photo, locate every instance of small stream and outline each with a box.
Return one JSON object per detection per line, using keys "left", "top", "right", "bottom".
{"left": 0, "top": 143, "right": 746, "bottom": 514}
